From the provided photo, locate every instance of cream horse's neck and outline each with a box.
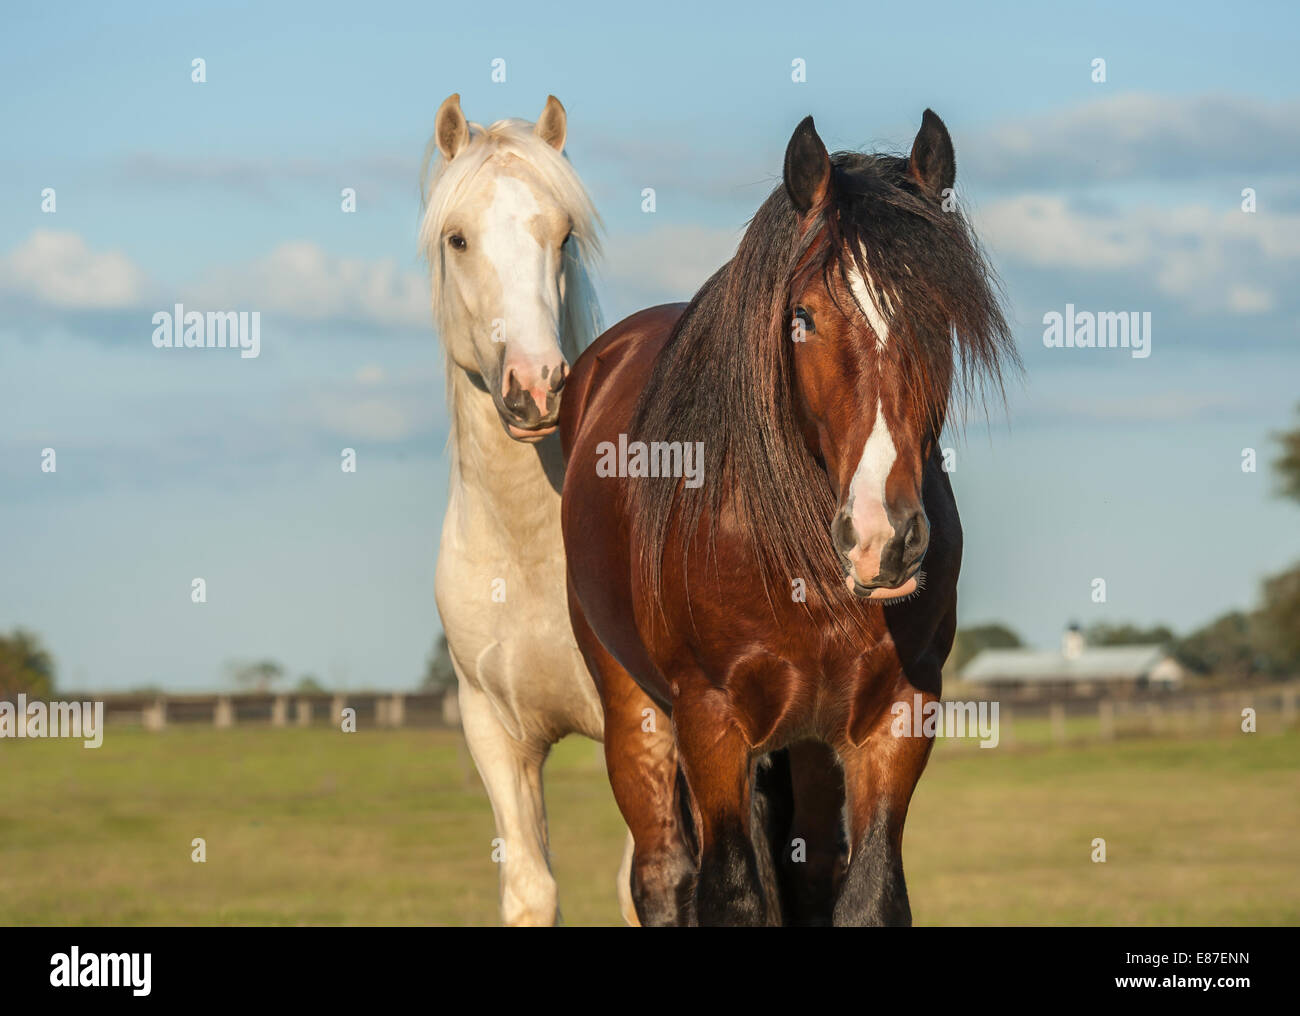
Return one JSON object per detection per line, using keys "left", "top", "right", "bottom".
{"left": 445, "top": 349, "right": 567, "bottom": 552}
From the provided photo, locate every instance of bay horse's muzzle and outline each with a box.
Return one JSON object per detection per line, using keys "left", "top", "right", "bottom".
{"left": 833, "top": 504, "right": 929, "bottom": 596}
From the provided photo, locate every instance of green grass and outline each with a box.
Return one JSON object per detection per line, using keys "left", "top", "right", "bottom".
{"left": 1, "top": 725, "right": 1296, "bottom": 925}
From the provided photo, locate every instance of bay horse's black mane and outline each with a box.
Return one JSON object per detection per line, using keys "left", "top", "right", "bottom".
{"left": 628, "top": 149, "right": 1017, "bottom": 628}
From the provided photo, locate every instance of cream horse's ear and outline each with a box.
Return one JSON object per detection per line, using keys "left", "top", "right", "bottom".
{"left": 435, "top": 93, "right": 470, "bottom": 160}
{"left": 535, "top": 95, "right": 566, "bottom": 151}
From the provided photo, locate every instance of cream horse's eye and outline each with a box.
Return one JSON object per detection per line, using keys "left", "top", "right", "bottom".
{"left": 448, "top": 234, "right": 467, "bottom": 252}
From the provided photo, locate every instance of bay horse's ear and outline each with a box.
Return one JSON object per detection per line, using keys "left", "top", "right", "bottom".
{"left": 435, "top": 93, "right": 471, "bottom": 161}
{"left": 784, "top": 115, "right": 831, "bottom": 215}
{"left": 908, "top": 109, "right": 955, "bottom": 198}
{"left": 535, "top": 95, "right": 567, "bottom": 151}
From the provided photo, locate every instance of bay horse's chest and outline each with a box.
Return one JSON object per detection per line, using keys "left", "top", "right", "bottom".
{"left": 638, "top": 483, "right": 959, "bottom": 749}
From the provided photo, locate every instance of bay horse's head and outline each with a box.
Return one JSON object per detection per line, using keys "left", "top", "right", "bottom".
{"left": 781, "top": 112, "right": 1012, "bottom": 601}
{"left": 420, "top": 94, "right": 601, "bottom": 442}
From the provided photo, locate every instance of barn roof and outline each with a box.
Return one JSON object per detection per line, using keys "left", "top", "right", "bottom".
{"left": 962, "top": 645, "right": 1167, "bottom": 683}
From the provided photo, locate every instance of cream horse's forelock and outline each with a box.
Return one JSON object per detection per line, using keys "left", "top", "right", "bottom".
{"left": 419, "top": 118, "right": 603, "bottom": 358}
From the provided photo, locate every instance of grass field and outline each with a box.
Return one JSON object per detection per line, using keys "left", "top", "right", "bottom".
{"left": 2, "top": 725, "right": 1297, "bottom": 925}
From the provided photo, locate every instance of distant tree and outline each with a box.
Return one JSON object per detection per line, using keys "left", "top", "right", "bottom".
{"left": 1172, "top": 408, "right": 1300, "bottom": 680}
{"left": 422, "top": 635, "right": 457, "bottom": 693}
{"left": 1257, "top": 564, "right": 1300, "bottom": 672}
{"left": 294, "top": 674, "right": 326, "bottom": 694}
{"left": 1175, "top": 611, "right": 1283, "bottom": 679}
{"left": 1083, "top": 622, "right": 1175, "bottom": 647}
{"left": 1274, "top": 402, "right": 1300, "bottom": 504}
{"left": 1260, "top": 406, "right": 1300, "bottom": 671}
{"left": 228, "top": 659, "right": 284, "bottom": 693}
{"left": 949, "top": 623, "right": 1022, "bottom": 675}
{"left": 0, "top": 628, "right": 56, "bottom": 701}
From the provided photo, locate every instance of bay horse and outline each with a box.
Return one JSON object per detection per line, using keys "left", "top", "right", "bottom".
{"left": 559, "top": 111, "right": 1016, "bottom": 925}
{"left": 421, "top": 94, "right": 631, "bottom": 925}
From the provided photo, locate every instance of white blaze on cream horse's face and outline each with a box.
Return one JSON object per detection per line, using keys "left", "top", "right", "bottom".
{"left": 423, "top": 94, "right": 599, "bottom": 442}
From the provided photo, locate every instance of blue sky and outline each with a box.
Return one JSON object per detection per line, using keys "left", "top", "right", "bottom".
{"left": 2, "top": 0, "right": 1298, "bottom": 691}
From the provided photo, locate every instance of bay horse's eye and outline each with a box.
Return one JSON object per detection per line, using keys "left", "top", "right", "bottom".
{"left": 794, "top": 306, "right": 816, "bottom": 333}
{"left": 448, "top": 234, "right": 467, "bottom": 252}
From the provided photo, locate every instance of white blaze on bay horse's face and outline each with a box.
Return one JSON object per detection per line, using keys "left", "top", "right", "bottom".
{"left": 432, "top": 94, "right": 574, "bottom": 442}
{"left": 795, "top": 258, "right": 927, "bottom": 601}
{"left": 838, "top": 263, "right": 920, "bottom": 597}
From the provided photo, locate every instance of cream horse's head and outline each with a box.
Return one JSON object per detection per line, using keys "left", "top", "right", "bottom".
{"left": 421, "top": 94, "right": 602, "bottom": 443}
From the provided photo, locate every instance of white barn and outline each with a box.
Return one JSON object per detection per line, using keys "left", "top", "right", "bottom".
{"left": 962, "top": 627, "right": 1185, "bottom": 697}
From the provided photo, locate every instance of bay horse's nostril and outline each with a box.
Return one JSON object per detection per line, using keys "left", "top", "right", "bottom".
{"left": 901, "top": 510, "right": 930, "bottom": 568}
{"left": 832, "top": 510, "right": 857, "bottom": 558}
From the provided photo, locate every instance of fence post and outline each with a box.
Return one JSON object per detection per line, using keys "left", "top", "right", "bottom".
{"left": 271, "top": 695, "right": 287, "bottom": 727}
{"left": 1098, "top": 699, "right": 1114, "bottom": 741}
{"left": 214, "top": 696, "right": 234, "bottom": 728}
{"left": 1283, "top": 686, "right": 1297, "bottom": 728}
{"left": 1050, "top": 702, "right": 1066, "bottom": 746}
{"left": 295, "top": 698, "right": 312, "bottom": 727}
{"left": 330, "top": 695, "right": 346, "bottom": 729}
{"left": 143, "top": 696, "right": 167, "bottom": 732}
{"left": 441, "top": 690, "right": 461, "bottom": 728}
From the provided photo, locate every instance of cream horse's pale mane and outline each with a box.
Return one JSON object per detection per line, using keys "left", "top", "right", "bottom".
{"left": 418, "top": 117, "right": 604, "bottom": 359}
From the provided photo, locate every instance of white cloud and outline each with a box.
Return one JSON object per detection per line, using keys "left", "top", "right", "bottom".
{"left": 191, "top": 242, "right": 430, "bottom": 329}
{"left": 0, "top": 230, "right": 149, "bottom": 309}
{"left": 601, "top": 224, "right": 741, "bottom": 302}
{"left": 965, "top": 93, "right": 1300, "bottom": 187}
{"left": 0, "top": 231, "right": 432, "bottom": 333}
{"left": 977, "top": 195, "right": 1300, "bottom": 314}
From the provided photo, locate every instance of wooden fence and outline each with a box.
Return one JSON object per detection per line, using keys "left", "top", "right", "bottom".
{"left": 65, "top": 690, "right": 461, "bottom": 730}
{"left": 33, "top": 684, "right": 1299, "bottom": 747}
{"left": 937, "top": 685, "right": 1298, "bottom": 749}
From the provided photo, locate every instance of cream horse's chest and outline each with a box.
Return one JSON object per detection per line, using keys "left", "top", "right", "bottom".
{"left": 435, "top": 423, "right": 603, "bottom": 744}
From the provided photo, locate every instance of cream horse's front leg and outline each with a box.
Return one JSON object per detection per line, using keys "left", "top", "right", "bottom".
{"left": 457, "top": 676, "right": 559, "bottom": 926}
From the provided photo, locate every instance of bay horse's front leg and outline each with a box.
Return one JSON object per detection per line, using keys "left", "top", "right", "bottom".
{"left": 567, "top": 595, "right": 695, "bottom": 926}
{"left": 833, "top": 681, "right": 937, "bottom": 927}
{"left": 777, "top": 740, "right": 848, "bottom": 925}
{"left": 673, "top": 687, "right": 773, "bottom": 926}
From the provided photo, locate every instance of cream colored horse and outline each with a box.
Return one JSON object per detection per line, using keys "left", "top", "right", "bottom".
{"left": 421, "top": 94, "right": 633, "bottom": 925}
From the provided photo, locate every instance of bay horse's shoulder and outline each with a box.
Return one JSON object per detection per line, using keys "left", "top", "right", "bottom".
{"left": 580, "top": 303, "right": 686, "bottom": 372}
{"left": 562, "top": 303, "right": 686, "bottom": 447}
